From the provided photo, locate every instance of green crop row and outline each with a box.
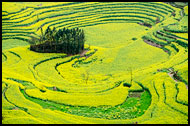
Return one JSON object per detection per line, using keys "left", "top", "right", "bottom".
{"left": 3, "top": 6, "right": 156, "bottom": 24}
{"left": 175, "top": 40, "right": 188, "bottom": 48}
{"left": 20, "top": 86, "right": 151, "bottom": 120}
{"left": 2, "top": 2, "right": 174, "bottom": 46}
{"left": 152, "top": 82, "right": 160, "bottom": 100}
{"left": 175, "top": 84, "right": 188, "bottom": 106}
{"left": 153, "top": 32, "right": 176, "bottom": 43}
{"left": 2, "top": 52, "right": 7, "bottom": 62}
{"left": 2, "top": 2, "right": 171, "bottom": 35}
{"left": 2, "top": 37, "right": 30, "bottom": 42}
{"left": 5, "top": 2, "right": 169, "bottom": 20}
{"left": 163, "top": 83, "right": 188, "bottom": 116}
{"left": 160, "top": 29, "right": 188, "bottom": 41}
{"left": 157, "top": 30, "right": 188, "bottom": 49}
{"left": 142, "top": 35, "right": 168, "bottom": 46}
{"left": 33, "top": 55, "right": 67, "bottom": 69}
{"left": 164, "top": 25, "right": 188, "bottom": 33}
{"left": 160, "top": 47, "right": 171, "bottom": 55}
{"left": 170, "top": 44, "right": 179, "bottom": 52}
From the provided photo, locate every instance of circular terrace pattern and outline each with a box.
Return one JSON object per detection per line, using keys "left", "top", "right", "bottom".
{"left": 2, "top": 2, "right": 188, "bottom": 124}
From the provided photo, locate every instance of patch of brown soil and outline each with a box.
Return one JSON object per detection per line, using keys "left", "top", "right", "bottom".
{"left": 138, "top": 22, "right": 152, "bottom": 28}
{"left": 80, "top": 49, "right": 88, "bottom": 57}
{"left": 168, "top": 72, "right": 178, "bottom": 83}
{"left": 168, "top": 72, "right": 188, "bottom": 90}
{"left": 143, "top": 39, "right": 163, "bottom": 48}
{"left": 157, "top": 30, "right": 179, "bottom": 39}
{"left": 12, "top": 107, "right": 19, "bottom": 110}
{"left": 128, "top": 92, "right": 143, "bottom": 98}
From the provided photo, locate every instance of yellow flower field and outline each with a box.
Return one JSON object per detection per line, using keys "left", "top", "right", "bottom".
{"left": 2, "top": 2, "right": 188, "bottom": 124}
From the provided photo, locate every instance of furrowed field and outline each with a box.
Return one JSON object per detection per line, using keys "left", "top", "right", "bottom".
{"left": 2, "top": 2, "right": 188, "bottom": 124}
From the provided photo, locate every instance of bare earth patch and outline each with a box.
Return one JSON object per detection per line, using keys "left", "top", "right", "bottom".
{"left": 128, "top": 92, "right": 143, "bottom": 98}
{"left": 168, "top": 72, "right": 178, "bottom": 83}
{"left": 80, "top": 49, "right": 89, "bottom": 57}
{"left": 143, "top": 39, "right": 163, "bottom": 48}
{"left": 167, "top": 72, "right": 188, "bottom": 90}
{"left": 67, "top": 49, "right": 89, "bottom": 57}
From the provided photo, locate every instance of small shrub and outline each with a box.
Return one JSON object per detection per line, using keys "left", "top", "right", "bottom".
{"left": 132, "top": 38, "right": 137, "bottom": 41}
{"left": 123, "top": 83, "right": 132, "bottom": 87}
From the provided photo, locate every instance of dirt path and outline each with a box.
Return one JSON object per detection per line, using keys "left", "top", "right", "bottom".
{"left": 167, "top": 72, "right": 188, "bottom": 90}
{"left": 67, "top": 49, "right": 89, "bottom": 57}
{"left": 80, "top": 49, "right": 88, "bottom": 57}
{"left": 167, "top": 73, "right": 178, "bottom": 83}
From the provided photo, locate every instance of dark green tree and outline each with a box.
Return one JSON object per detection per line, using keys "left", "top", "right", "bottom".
{"left": 30, "top": 26, "right": 85, "bottom": 54}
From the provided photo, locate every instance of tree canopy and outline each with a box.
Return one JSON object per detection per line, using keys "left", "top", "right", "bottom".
{"left": 30, "top": 26, "right": 85, "bottom": 55}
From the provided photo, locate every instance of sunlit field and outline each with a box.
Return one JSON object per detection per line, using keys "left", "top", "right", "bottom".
{"left": 2, "top": 2, "right": 188, "bottom": 124}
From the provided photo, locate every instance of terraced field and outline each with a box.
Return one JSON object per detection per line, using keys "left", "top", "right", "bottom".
{"left": 2, "top": 2, "right": 188, "bottom": 124}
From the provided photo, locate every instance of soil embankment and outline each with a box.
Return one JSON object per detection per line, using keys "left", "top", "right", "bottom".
{"left": 143, "top": 39, "right": 163, "bottom": 48}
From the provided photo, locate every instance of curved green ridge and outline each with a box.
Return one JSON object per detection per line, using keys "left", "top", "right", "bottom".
{"left": 20, "top": 88, "right": 151, "bottom": 120}
{"left": 2, "top": 2, "right": 174, "bottom": 42}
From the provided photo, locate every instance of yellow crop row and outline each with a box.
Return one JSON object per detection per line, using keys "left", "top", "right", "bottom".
{"left": 25, "top": 83, "right": 129, "bottom": 106}
{"left": 164, "top": 79, "right": 188, "bottom": 115}
{"left": 4, "top": 81, "right": 42, "bottom": 109}
{"left": 184, "top": 6, "right": 188, "bottom": 15}
{"left": 2, "top": 110, "right": 44, "bottom": 124}
{"left": 176, "top": 82, "right": 188, "bottom": 105}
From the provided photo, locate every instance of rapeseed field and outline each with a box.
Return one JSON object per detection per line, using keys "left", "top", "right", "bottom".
{"left": 2, "top": 2, "right": 188, "bottom": 124}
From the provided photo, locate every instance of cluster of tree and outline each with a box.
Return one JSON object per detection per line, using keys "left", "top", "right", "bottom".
{"left": 30, "top": 26, "right": 85, "bottom": 55}
{"left": 165, "top": 2, "right": 188, "bottom": 8}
